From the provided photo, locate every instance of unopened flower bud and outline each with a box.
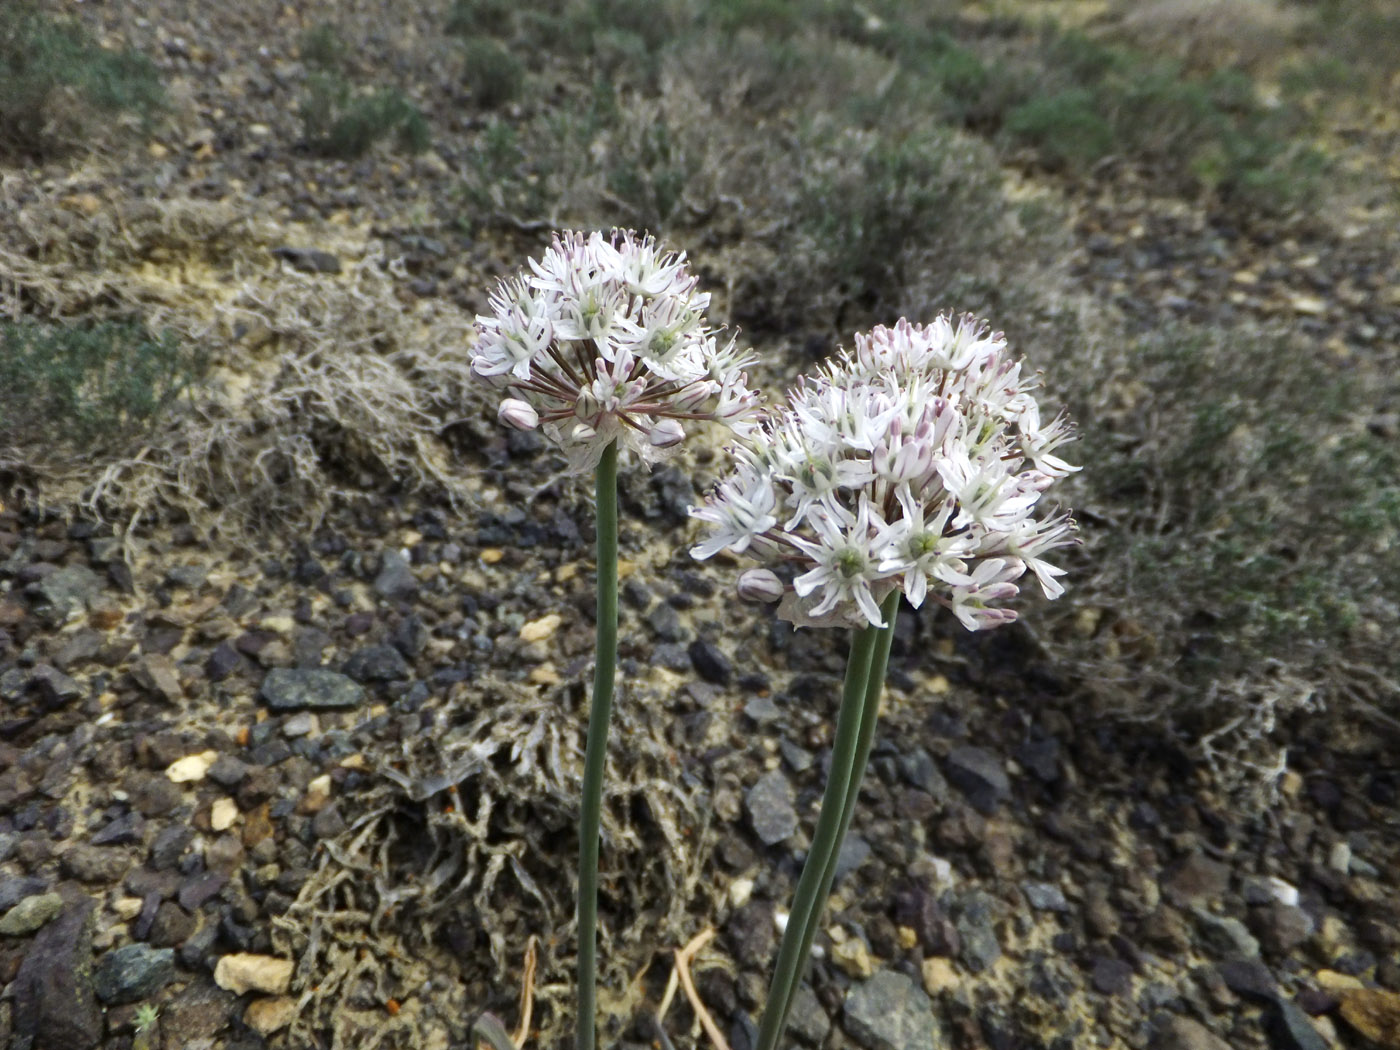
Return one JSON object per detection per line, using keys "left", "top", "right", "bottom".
{"left": 649, "top": 418, "right": 686, "bottom": 448}
{"left": 498, "top": 398, "right": 539, "bottom": 430}
{"left": 736, "top": 568, "right": 784, "bottom": 603}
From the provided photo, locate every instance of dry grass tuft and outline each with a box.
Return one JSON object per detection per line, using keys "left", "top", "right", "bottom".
{"left": 0, "top": 188, "right": 487, "bottom": 543}
{"left": 271, "top": 678, "right": 725, "bottom": 1049}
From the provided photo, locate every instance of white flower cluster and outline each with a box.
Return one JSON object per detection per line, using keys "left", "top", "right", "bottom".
{"left": 690, "top": 315, "right": 1080, "bottom": 630}
{"left": 471, "top": 230, "right": 761, "bottom": 472}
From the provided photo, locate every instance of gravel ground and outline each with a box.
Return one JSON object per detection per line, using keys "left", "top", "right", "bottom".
{"left": 3, "top": 3, "right": 1400, "bottom": 1050}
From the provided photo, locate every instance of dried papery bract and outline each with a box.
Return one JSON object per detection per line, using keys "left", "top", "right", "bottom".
{"left": 470, "top": 229, "right": 759, "bottom": 1050}
{"left": 690, "top": 314, "right": 1080, "bottom": 1050}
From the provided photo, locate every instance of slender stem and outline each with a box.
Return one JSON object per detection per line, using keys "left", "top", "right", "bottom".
{"left": 755, "top": 618, "right": 881, "bottom": 1050}
{"left": 764, "top": 590, "right": 902, "bottom": 1049}
{"left": 578, "top": 440, "right": 619, "bottom": 1050}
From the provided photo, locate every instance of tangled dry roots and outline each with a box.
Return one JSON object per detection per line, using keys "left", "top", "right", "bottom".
{"left": 0, "top": 185, "right": 487, "bottom": 540}
{"left": 271, "top": 678, "right": 724, "bottom": 1050}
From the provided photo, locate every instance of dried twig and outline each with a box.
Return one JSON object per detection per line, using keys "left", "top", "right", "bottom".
{"left": 665, "top": 928, "right": 729, "bottom": 1050}
{"left": 513, "top": 936, "right": 538, "bottom": 1049}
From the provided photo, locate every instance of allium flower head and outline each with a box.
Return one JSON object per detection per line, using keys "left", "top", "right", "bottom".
{"left": 690, "top": 315, "right": 1080, "bottom": 630}
{"left": 471, "top": 230, "right": 761, "bottom": 471}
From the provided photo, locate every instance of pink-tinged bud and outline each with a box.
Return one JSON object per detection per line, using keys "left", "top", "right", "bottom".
{"left": 736, "top": 568, "right": 784, "bottom": 603}
{"left": 648, "top": 418, "right": 686, "bottom": 448}
{"left": 498, "top": 398, "right": 539, "bottom": 430}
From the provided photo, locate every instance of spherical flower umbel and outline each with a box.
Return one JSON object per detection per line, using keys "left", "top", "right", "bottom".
{"left": 471, "top": 230, "right": 762, "bottom": 472}
{"left": 689, "top": 315, "right": 1081, "bottom": 630}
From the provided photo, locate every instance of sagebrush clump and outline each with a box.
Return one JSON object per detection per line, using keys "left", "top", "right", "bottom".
{"left": 0, "top": 1, "right": 164, "bottom": 158}
{"left": 0, "top": 319, "right": 203, "bottom": 454}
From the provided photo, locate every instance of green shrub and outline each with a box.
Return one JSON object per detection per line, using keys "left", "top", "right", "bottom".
{"left": 300, "top": 22, "right": 347, "bottom": 72}
{"left": 1005, "top": 89, "right": 1115, "bottom": 168}
{"left": 1067, "top": 325, "right": 1400, "bottom": 695}
{"left": 0, "top": 1, "right": 164, "bottom": 158}
{"left": 0, "top": 319, "right": 204, "bottom": 451}
{"left": 456, "top": 82, "right": 692, "bottom": 231}
{"left": 461, "top": 38, "right": 525, "bottom": 109}
{"left": 446, "top": 0, "right": 517, "bottom": 39}
{"left": 301, "top": 73, "right": 429, "bottom": 158}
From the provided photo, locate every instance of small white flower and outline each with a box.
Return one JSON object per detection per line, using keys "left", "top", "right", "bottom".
{"left": 789, "top": 497, "right": 893, "bottom": 627}
{"left": 689, "top": 468, "right": 779, "bottom": 561}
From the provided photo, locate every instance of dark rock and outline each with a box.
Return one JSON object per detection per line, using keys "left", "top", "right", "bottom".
{"left": 179, "top": 922, "right": 220, "bottom": 970}
{"left": 944, "top": 746, "right": 1010, "bottom": 815}
{"left": 1249, "top": 903, "right": 1312, "bottom": 956}
{"left": 647, "top": 603, "right": 687, "bottom": 642}
{"left": 312, "top": 802, "right": 348, "bottom": 839}
{"left": 261, "top": 667, "right": 365, "bottom": 709}
{"left": 689, "top": 639, "right": 732, "bottom": 685}
{"left": 833, "top": 834, "right": 872, "bottom": 882}
{"left": 1023, "top": 882, "right": 1070, "bottom": 912}
{"left": 389, "top": 615, "right": 428, "bottom": 657}
{"left": 93, "top": 942, "right": 175, "bottom": 1004}
{"left": 894, "top": 883, "right": 959, "bottom": 957}
{"left": 90, "top": 812, "right": 145, "bottom": 846}
{"left": 54, "top": 630, "right": 103, "bottom": 671}
{"left": 843, "top": 970, "right": 943, "bottom": 1050}
{"left": 373, "top": 549, "right": 417, "bottom": 599}
{"left": 0, "top": 876, "right": 48, "bottom": 913}
{"left": 743, "top": 695, "right": 781, "bottom": 725}
{"left": 780, "top": 739, "right": 814, "bottom": 773}
{"left": 745, "top": 770, "right": 797, "bottom": 846}
{"left": 294, "top": 627, "right": 334, "bottom": 667}
{"left": 30, "top": 665, "right": 82, "bottom": 705}
{"left": 343, "top": 644, "right": 410, "bottom": 682}
{"left": 897, "top": 749, "right": 947, "bottom": 799}
{"left": 160, "top": 980, "right": 237, "bottom": 1045}
{"left": 954, "top": 893, "right": 1001, "bottom": 973}
{"left": 206, "top": 754, "right": 250, "bottom": 788}
{"left": 178, "top": 872, "right": 227, "bottom": 911}
{"left": 33, "top": 565, "right": 102, "bottom": 622}
{"left": 124, "top": 868, "right": 180, "bottom": 900}
{"left": 206, "top": 642, "right": 244, "bottom": 681}
{"left": 272, "top": 246, "right": 341, "bottom": 274}
{"left": 147, "top": 901, "right": 196, "bottom": 947}
{"left": 1194, "top": 908, "right": 1260, "bottom": 959}
{"left": 11, "top": 895, "right": 101, "bottom": 1049}
{"left": 1091, "top": 955, "right": 1133, "bottom": 996}
{"left": 789, "top": 983, "right": 831, "bottom": 1046}
{"left": 1217, "top": 958, "right": 1278, "bottom": 1003}
{"left": 726, "top": 901, "right": 774, "bottom": 968}
{"left": 130, "top": 775, "right": 183, "bottom": 817}
{"left": 60, "top": 844, "right": 130, "bottom": 883}
{"left": 1161, "top": 853, "right": 1230, "bottom": 906}
{"left": 344, "top": 611, "right": 375, "bottom": 636}
{"left": 164, "top": 565, "right": 207, "bottom": 590}
{"left": 149, "top": 825, "right": 194, "bottom": 870}
{"left": 134, "top": 891, "right": 162, "bottom": 941}
{"left": 1265, "top": 1000, "right": 1329, "bottom": 1050}
{"left": 1015, "top": 734, "right": 1061, "bottom": 782}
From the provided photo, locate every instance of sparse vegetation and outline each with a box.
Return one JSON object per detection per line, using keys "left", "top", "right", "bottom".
{"left": 1052, "top": 321, "right": 1400, "bottom": 728}
{"left": 0, "top": 319, "right": 203, "bottom": 453}
{"left": 0, "top": 0, "right": 164, "bottom": 158}
{"left": 298, "top": 21, "right": 429, "bottom": 157}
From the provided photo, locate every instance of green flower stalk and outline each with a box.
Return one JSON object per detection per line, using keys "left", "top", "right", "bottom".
{"left": 471, "top": 230, "right": 760, "bottom": 1050}
{"left": 691, "top": 315, "right": 1079, "bottom": 1050}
